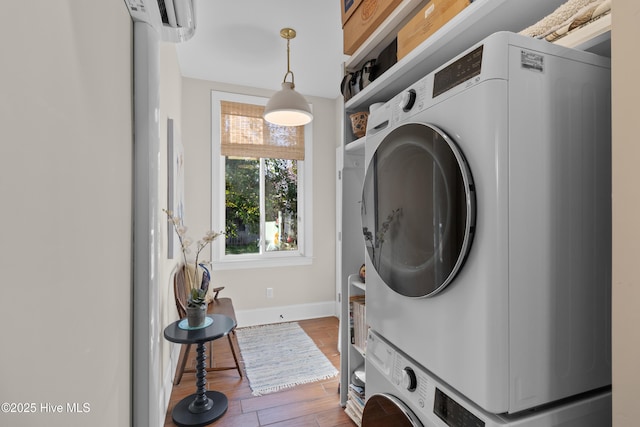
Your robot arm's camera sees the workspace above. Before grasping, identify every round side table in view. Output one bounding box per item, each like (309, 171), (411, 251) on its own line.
(164, 314), (236, 427)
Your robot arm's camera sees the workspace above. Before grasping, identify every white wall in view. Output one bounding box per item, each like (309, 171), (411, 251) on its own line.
(181, 78), (337, 325)
(612, 1), (640, 424)
(158, 42), (184, 417)
(0, 2), (132, 427)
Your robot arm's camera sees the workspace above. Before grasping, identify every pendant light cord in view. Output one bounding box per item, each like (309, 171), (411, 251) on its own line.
(283, 33), (295, 88)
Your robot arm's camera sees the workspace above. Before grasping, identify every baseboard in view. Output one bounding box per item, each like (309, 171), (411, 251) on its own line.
(236, 301), (337, 328)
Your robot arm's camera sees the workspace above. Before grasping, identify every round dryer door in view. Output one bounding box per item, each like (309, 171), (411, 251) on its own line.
(362, 123), (475, 298)
(362, 393), (423, 427)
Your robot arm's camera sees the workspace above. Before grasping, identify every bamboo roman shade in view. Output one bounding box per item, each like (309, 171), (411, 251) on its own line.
(220, 100), (305, 160)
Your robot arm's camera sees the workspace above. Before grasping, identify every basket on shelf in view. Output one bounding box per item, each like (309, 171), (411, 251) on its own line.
(349, 112), (369, 138)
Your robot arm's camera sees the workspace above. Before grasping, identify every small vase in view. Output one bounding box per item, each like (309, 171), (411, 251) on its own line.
(186, 304), (206, 327)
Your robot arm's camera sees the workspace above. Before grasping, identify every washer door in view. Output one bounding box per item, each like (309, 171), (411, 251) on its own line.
(362, 123), (475, 298)
(362, 393), (423, 427)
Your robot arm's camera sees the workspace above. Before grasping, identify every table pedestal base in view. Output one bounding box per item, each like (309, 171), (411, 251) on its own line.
(171, 391), (228, 427)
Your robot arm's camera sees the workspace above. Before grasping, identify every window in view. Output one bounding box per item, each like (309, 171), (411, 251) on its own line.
(211, 91), (313, 268)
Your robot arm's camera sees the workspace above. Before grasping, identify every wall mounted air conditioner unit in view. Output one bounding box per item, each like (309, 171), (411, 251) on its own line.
(125, 0), (196, 43)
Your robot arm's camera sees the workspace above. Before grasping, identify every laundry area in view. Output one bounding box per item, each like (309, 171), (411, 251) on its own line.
(4, 0), (634, 426)
(337, 0), (613, 426)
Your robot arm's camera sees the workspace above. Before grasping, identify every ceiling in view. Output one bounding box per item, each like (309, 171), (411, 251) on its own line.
(175, 0), (347, 99)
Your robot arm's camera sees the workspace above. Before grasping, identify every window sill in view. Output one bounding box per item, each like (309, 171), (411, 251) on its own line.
(212, 255), (313, 271)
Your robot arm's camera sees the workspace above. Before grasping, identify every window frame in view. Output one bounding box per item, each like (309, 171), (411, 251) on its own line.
(210, 90), (313, 270)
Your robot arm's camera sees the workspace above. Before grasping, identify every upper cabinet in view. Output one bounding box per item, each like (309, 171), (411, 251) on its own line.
(342, 0), (611, 115)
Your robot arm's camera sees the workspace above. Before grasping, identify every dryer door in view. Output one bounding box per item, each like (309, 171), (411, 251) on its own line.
(362, 393), (423, 427)
(362, 123), (475, 297)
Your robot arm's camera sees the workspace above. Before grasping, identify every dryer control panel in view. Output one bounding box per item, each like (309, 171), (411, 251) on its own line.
(383, 43), (486, 129)
(433, 45), (484, 98)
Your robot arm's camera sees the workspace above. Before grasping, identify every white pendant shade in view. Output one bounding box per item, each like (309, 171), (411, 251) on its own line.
(264, 82), (313, 126)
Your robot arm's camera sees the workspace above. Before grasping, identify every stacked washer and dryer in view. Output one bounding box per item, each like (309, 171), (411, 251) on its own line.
(360, 32), (612, 426)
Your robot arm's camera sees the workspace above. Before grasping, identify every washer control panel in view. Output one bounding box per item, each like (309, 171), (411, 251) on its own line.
(367, 330), (612, 426)
(433, 387), (485, 426)
(400, 89), (417, 112)
(402, 367), (418, 392)
(390, 342), (434, 415)
(368, 330), (486, 426)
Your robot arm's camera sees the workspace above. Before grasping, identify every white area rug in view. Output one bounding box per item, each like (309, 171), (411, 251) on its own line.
(235, 322), (339, 396)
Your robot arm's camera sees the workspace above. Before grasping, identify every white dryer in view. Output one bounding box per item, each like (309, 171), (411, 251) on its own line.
(362, 32), (611, 415)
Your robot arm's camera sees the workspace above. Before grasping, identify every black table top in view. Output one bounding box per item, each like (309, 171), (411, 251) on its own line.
(164, 314), (236, 345)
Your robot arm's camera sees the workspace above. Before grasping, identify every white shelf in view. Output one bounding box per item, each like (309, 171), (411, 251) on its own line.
(345, 136), (366, 153)
(352, 344), (366, 357)
(349, 274), (366, 291)
(344, 0), (570, 112)
(552, 12), (611, 55)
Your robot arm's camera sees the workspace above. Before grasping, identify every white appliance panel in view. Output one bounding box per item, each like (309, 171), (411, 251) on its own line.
(363, 32), (611, 414)
(365, 331), (612, 427)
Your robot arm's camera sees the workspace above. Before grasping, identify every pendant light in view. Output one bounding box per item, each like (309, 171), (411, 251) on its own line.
(263, 28), (313, 127)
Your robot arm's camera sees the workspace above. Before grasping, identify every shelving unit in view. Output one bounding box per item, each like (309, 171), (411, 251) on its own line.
(337, 139), (365, 408)
(343, 274), (366, 426)
(343, 0), (587, 115)
(345, 0), (428, 71)
(336, 0), (611, 415)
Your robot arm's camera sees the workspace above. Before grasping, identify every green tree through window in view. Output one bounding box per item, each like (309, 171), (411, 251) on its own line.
(225, 158), (259, 254)
(224, 157), (298, 254)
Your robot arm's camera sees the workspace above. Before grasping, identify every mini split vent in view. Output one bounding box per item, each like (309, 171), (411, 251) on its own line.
(157, 0), (170, 23)
(124, 0), (196, 43)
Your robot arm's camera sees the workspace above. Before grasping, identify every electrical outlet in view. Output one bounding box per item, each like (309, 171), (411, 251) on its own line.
(266, 287), (274, 298)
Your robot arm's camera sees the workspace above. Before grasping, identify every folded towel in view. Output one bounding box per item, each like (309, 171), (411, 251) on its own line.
(519, 0), (601, 38)
(544, 0), (611, 42)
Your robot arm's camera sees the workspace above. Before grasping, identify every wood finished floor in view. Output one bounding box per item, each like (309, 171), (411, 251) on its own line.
(163, 316), (356, 427)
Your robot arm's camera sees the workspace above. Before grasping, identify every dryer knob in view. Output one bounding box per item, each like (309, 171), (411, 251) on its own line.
(402, 367), (417, 392)
(400, 89), (417, 112)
